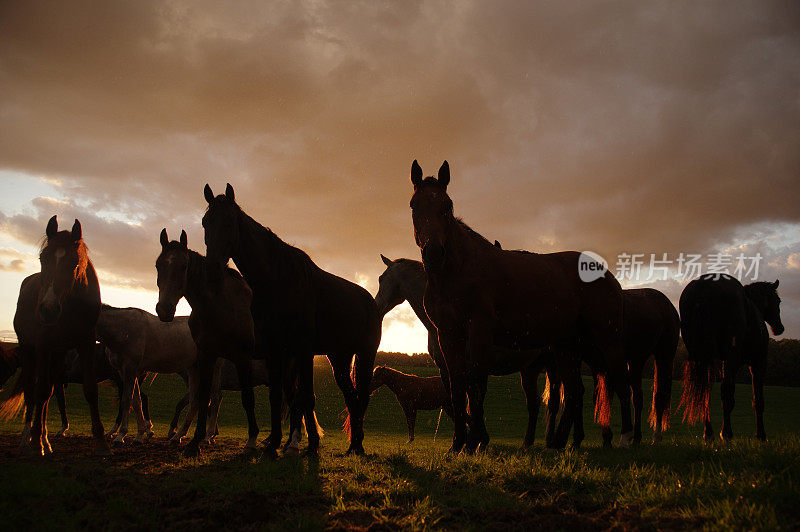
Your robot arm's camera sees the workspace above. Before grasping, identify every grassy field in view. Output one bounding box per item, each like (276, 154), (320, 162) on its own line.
(1, 361), (799, 530)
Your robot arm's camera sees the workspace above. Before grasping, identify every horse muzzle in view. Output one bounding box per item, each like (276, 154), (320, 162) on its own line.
(771, 322), (785, 336)
(155, 302), (175, 323)
(422, 242), (446, 272)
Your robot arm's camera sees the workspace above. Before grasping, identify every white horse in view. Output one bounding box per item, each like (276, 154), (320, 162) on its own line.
(97, 304), (223, 445)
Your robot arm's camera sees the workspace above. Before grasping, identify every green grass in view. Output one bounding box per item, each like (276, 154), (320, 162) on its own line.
(1, 363), (799, 530)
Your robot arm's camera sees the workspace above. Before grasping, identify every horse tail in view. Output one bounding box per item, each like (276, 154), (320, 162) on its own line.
(0, 371), (26, 421)
(649, 310), (679, 430)
(541, 373), (550, 405)
(594, 373), (612, 427)
(679, 299), (714, 425)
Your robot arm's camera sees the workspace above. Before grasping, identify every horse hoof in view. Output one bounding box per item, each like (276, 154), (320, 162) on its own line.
(168, 437), (182, 447)
(651, 433), (663, 445)
(112, 437), (126, 447)
(617, 432), (634, 449)
(183, 445), (200, 458)
(542, 446), (560, 454)
(56, 428), (69, 437)
(345, 445), (365, 456)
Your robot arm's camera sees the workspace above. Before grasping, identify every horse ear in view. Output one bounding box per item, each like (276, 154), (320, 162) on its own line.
(381, 254), (392, 266)
(411, 160), (423, 188)
(71, 219), (82, 242)
(225, 183), (235, 202)
(160, 228), (169, 248)
(204, 184), (214, 204)
(494, 240), (501, 249)
(45, 215), (58, 239)
(438, 160), (450, 189)
(773, 279), (780, 289)
(180, 230), (188, 248)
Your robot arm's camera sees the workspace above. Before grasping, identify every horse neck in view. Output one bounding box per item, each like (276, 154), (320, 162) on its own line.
(183, 250), (209, 308)
(429, 219), (484, 285)
(232, 210), (293, 283)
(378, 368), (409, 394)
(400, 265), (433, 331)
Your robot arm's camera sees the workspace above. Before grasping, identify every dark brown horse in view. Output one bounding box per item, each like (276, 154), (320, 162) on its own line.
(545, 288), (680, 446)
(0, 216), (110, 455)
(202, 184), (381, 455)
(409, 160), (631, 453)
(370, 365), (451, 442)
(375, 255), (579, 449)
(155, 229), (260, 457)
(679, 274), (783, 441)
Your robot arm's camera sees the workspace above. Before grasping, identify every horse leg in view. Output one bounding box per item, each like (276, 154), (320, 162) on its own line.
(18, 348), (35, 453)
(24, 342), (52, 456)
(329, 353), (362, 455)
(439, 333), (468, 454)
(168, 393), (190, 440)
(112, 366), (137, 446)
(234, 358), (259, 452)
(630, 361), (645, 445)
(264, 356), (284, 455)
(132, 379), (153, 443)
(139, 374), (152, 427)
(184, 351), (215, 458)
(718, 360), (736, 441)
(172, 366), (200, 445)
(77, 341), (110, 456)
(520, 365), (540, 449)
(204, 360), (223, 445)
(54, 384), (69, 436)
(572, 374), (586, 449)
(402, 404), (417, 443)
(751, 360), (767, 441)
(552, 357), (580, 449)
(299, 355), (320, 455)
(544, 366), (561, 449)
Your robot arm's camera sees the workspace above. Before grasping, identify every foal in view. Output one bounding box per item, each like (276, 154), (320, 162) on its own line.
(155, 229), (259, 457)
(370, 365), (451, 442)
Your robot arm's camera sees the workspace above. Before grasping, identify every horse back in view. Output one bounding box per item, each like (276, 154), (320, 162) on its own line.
(623, 288), (680, 359)
(680, 276), (749, 363)
(310, 269), (381, 353)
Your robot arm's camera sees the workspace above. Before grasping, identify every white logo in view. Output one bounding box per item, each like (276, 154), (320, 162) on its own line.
(579, 251), (608, 283)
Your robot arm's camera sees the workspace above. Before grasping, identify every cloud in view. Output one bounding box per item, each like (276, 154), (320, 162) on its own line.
(0, 1), (799, 342)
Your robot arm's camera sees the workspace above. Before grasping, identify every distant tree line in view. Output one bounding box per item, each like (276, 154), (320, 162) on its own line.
(376, 338), (800, 388)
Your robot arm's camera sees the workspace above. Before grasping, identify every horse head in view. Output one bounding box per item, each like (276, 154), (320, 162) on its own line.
(202, 183), (240, 267)
(374, 255), (410, 317)
(155, 228), (189, 322)
(37, 215), (88, 325)
(409, 160), (453, 274)
(746, 279), (784, 336)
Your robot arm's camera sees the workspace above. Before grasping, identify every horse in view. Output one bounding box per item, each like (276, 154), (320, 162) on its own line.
(408, 160), (631, 454)
(155, 229), (261, 457)
(0, 216), (110, 455)
(544, 287), (680, 446)
(375, 254), (580, 449)
(202, 184), (381, 455)
(97, 304), (196, 445)
(679, 274), (783, 441)
(167, 358), (270, 443)
(370, 365), (452, 442)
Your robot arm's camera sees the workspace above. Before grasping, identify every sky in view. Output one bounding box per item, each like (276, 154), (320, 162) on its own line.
(1, 1), (799, 353)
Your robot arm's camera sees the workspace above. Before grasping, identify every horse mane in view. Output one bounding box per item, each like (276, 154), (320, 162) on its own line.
(453, 217), (494, 249)
(236, 207), (318, 279)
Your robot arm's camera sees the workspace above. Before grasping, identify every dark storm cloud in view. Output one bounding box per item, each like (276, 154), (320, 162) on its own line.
(1, 0), (799, 332)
